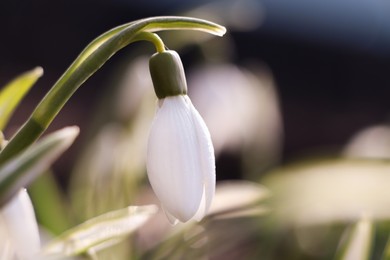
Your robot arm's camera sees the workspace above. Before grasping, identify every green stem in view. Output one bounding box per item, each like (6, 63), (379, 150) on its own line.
(135, 32), (165, 53)
(0, 16), (225, 166)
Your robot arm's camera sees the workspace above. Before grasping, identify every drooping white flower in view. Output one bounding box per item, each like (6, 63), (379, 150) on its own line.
(147, 50), (216, 224)
(0, 189), (40, 259)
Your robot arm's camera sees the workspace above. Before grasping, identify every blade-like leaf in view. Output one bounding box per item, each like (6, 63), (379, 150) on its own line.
(382, 235), (390, 260)
(335, 217), (373, 260)
(0, 67), (43, 130)
(28, 172), (72, 235)
(0, 16), (226, 167)
(207, 180), (271, 219)
(263, 159), (390, 226)
(32, 16), (226, 127)
(0, 126), (79, 206)
(42, 205), (158, 257)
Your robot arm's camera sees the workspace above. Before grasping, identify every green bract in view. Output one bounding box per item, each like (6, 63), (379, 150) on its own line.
(149, 50), (187, 99)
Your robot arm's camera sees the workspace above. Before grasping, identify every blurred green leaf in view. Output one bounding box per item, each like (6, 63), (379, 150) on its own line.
(262, 159), (390, 226)
(0, 126), (79, 206)
(207, 180), (271, 219)
(29, 172), (73, 235)
(0, 67), (43, 131)
(42, 205), (158, 257)
(335, 218), (373, 260)
(382, 233), (390, 260)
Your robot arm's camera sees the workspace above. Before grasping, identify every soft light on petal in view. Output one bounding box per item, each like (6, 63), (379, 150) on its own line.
(1, 189), (40, 259)
(147, 95), (216, 223)
(344, 125), (390, 159)
(147, 96), (203, 222)
(187, 96), (215, 220)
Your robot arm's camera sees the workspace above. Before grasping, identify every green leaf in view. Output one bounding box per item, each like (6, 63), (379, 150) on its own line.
(335, 218), (373, 260)
(383, 235), (390, 260)
(262, 159), (390, 226)
(32, 16), (226, 127)
(29, 172), (73, 235)
(0, 16), (226, 167)
(0, 126), (79, 206)
(42, 205), (158, 257)
(206, 180), (271, 219)
(0, 67), (43, 131)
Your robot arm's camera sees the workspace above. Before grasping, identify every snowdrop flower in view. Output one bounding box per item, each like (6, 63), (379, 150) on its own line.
(147, 50), (215, 224)
(0, 189), (40, 259)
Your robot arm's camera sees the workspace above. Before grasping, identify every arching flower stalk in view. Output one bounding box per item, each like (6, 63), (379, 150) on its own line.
(147, 50), (216, 224)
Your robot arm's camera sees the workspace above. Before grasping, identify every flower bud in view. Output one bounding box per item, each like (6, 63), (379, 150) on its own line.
(147, 50), (215, 224)
(149, 50), (187, 99)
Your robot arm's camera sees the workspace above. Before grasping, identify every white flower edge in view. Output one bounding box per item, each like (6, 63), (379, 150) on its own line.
(1, 189), (40, 259)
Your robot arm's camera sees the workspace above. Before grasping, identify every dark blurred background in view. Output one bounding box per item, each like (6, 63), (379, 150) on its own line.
(1, 0), (390, 182)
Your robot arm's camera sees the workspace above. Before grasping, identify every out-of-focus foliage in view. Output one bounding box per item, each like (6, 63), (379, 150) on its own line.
(0, 70), (80, 259)
(189, 63), (282, 176)
(29, 172), (73, 235)
(263, 159), (390, 226)
(69, 56), (155, 223)
(3, 9), (390, 260)
(335, 218), (373, 260)
(43, 205), (157, 258)
(0, 126), (79, 206)
(0, 67), (43, 131)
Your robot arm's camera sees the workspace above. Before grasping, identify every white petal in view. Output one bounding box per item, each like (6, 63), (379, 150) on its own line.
(186, 96), (216, 220)
(193, 186), (207, 221)
(147, 96), (203, 222)
(0, 217), (14, 259)
(161, 204), (179, 225)
(1, 189), (40, 259)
